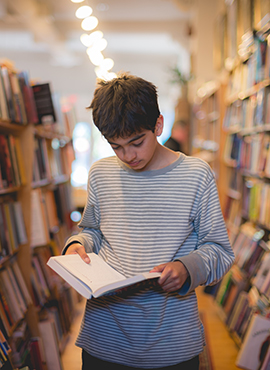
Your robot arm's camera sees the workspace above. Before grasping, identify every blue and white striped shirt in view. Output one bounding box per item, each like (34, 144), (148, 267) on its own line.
(65, 153), (234, 368)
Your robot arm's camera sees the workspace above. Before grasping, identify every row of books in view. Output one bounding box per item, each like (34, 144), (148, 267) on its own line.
(0, 328), (13, 369)
(30, 246), (79, 347)
(215, 222), (270, 370)
(0, 257), (32, 338)
(226, 32), (270, 99)
(32, 135), (74, 186)
(0, 244), (78, 369)
(242, 178), (270, 229)
(0, 133), (26, 190)
(30, 184), (74, 249)
(0, 200), (27, 260)
(0, 63), (38, 125)
(223, 86), (270, 131)
(0, 62), (77, 142)
(224, 132), (270, 178)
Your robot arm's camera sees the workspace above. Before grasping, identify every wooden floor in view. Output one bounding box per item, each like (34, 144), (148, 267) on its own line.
(196, 286), (239, 370)
(61, 287), (240, 370)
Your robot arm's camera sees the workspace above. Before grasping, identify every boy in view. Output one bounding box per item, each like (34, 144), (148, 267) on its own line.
(64, 73), (234, 369)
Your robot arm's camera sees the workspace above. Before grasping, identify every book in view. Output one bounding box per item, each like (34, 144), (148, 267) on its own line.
(236, 314), (270, 370)
(30, 188), (50, 248)
(38, 319), (63, 370)
(32, 83), (57, 125)
(47, 253), (161, 299)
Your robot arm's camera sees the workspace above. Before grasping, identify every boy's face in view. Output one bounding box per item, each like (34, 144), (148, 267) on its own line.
(107, 115), (163, 172)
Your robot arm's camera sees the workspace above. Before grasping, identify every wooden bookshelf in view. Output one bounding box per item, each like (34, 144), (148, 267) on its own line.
(0, 60), (78, 369)
(208, 3), (270, 368)
(191, 80), (228, 207)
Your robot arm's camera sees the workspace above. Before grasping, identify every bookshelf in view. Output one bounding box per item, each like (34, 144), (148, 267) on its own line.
(191, 80), (228, 206)
(0, 60), (78, 370)
(211, 3), (270, 368)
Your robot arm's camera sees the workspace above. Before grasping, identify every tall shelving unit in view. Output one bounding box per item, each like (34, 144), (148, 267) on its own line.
(0, 61), (78, 370)
(191, 80), (228, 206)
(199, 1), (270, 368)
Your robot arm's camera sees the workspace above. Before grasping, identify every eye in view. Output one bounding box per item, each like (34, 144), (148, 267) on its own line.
(133, 140), (143, 147)
(111, 145), (120, 150)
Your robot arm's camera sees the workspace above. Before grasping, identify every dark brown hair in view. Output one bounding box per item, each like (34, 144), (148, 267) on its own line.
(88, 72), (160, 139)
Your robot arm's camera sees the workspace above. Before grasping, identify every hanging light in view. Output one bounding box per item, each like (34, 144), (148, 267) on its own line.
(93, 38), (107, 51)
(81, 16), (98, 31)
(99, 58), (114, 71)
(71, 0), (84, 3)
(75, 5), (93, 19)
(80, 33), (92, 47)
(88, 30), (103, 43)
(95, 67), (117, 81)
(88, 50), (104, 66)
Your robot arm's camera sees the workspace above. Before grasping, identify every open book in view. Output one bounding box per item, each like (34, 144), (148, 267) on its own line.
(47, 253), (161, 299)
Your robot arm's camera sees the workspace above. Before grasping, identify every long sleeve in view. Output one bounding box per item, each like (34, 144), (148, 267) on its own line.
(63, 170), (103, 254)
(178, 176), (235, 294)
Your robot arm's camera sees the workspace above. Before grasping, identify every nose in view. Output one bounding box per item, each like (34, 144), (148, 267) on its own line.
(123, 147), (136, 163)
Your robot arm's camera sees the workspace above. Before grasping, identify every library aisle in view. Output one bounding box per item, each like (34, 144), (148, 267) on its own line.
(61, 287), (240, 370)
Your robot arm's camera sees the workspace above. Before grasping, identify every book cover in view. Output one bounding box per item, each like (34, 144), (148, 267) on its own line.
(32, 83), (56, 125)
(236, 314), (270, 370)
(47, 253), (161, 299)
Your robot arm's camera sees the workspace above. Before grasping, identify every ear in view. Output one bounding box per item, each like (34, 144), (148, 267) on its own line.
(155, 115), (164, 137)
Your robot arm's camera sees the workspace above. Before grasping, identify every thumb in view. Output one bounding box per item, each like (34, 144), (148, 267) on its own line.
(76, 245), (91, 264)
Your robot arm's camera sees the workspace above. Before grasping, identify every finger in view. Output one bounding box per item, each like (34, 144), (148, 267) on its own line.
(69, 244), (91, 264)
(158, 268), (172, 285)
(150, 263), (167, 273)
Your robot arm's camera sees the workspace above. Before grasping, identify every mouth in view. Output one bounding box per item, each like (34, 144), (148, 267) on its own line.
(127, 160), (141, 167)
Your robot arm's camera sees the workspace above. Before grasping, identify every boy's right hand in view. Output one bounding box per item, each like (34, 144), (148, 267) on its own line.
(65, 243), (91, 264)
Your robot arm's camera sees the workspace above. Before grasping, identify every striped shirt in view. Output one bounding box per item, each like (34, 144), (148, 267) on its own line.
(64, 153), (234, 368)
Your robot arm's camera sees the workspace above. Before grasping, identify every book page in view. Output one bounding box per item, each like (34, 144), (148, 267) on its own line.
(56, 253), (125, 293)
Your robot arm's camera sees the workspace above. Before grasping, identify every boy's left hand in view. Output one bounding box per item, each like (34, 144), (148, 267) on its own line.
(150, 261), (189, 293)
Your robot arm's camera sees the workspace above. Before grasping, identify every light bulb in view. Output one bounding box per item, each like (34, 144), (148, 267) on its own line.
(81, 16), (98, 31)
(71, 0), (84, 3)
(88, 30), (103, 43)
(100, 58), (114, 71)
(88, 50), (104, 66)
(106, 72), (117, 80)
(75, 5), (92, 19)
(80, 34), (92, 47)
(93, 38), (107, 51)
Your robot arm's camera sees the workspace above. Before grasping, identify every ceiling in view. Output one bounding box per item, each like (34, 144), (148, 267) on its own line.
(0, 0), (195, 125)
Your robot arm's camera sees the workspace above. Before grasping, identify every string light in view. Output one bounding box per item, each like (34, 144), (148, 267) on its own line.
(75, 6), (93, 19)
(100, 58), (114, 71)
(81, 16), (98, 31)
(70, 0), (116, 80)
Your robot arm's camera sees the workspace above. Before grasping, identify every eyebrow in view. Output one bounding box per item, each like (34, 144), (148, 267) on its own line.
(108, 133), (146, 146)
